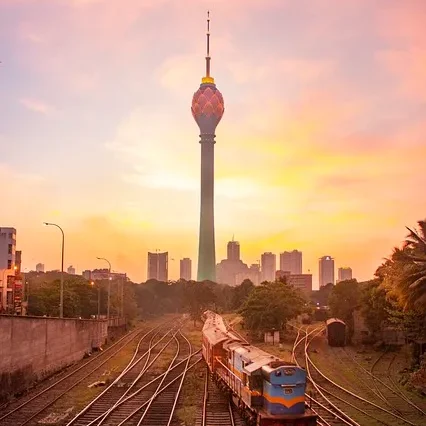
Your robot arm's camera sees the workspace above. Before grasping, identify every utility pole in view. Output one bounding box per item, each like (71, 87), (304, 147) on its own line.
(96, 257), (112, 319)
(44, 222), (65, 318)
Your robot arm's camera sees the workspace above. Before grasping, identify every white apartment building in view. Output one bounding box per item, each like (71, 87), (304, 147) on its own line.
(0, 227), (17, 311)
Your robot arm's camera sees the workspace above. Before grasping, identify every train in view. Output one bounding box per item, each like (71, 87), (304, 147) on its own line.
(326, 318), (346, 347)
(202, 311), (317, 426)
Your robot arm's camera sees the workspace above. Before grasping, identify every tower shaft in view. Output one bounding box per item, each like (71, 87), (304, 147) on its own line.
(197, 135), (216, 281)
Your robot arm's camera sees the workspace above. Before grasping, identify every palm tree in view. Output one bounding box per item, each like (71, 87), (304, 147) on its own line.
(398, 220), (426, 310)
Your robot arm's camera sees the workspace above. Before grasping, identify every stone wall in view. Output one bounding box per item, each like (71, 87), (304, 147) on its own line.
(0, 315), (108, 401)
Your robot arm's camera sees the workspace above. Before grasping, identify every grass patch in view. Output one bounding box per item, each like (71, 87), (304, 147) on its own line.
(181, 321), (203, 350)
(176, 363), (205, 426)
(150, 341), (179, 375)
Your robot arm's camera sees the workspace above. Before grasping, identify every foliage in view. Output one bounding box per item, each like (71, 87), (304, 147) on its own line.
(378, 220), (426, 312)
(311, 283), (334, 306)
(27, 276), (102, 318)
(239, 279), (305, 332)
(360, 279), (392, 336)
(328, 279), (360, 341)
(182, 281), (216, 325)
(231, 279), (255, 310)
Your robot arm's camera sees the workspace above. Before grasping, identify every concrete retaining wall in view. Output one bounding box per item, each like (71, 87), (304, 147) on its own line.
(0, 315), (108, 401)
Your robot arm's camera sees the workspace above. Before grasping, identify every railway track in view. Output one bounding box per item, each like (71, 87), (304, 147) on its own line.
(197, 369), (243, 426)
(303, 329), (423, 425)
(66, 323), (185, 426)
(370, 350), (426, 423)
(291, 326), (357, 426)
(0, 324), (158, 426)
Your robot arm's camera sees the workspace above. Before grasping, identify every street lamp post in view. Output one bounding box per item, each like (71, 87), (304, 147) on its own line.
(96, 257), (111, 319)
(44, 222), (65, 318)
(91, 281), (100, 318)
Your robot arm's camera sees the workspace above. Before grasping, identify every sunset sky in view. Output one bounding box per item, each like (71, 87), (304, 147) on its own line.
(1, 0), (425, 287)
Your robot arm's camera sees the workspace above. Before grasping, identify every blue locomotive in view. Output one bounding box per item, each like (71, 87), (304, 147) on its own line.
(202, 311), (317, 426)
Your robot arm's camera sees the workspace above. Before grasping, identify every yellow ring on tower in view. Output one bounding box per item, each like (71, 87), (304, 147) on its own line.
(202, 76), (215, 84)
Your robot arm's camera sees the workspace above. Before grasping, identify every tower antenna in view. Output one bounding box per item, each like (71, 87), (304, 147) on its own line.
(206, 10), (211, 77)
(202, 11), (214, 84)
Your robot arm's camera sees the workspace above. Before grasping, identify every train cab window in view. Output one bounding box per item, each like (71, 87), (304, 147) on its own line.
(274, 370), (282, 377)
(249, 375), (263, 391)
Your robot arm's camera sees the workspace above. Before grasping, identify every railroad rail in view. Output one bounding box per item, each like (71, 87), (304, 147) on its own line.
(303, 328), (423, 426)
(198, 369), (240, 426)
(0, 324), (158, 426)
(66, 322), (185, 426)
(291, 325), (357, 426)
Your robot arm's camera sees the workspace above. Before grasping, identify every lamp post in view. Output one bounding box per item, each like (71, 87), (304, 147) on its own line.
(91, 281), (100, 318)
(44, 222), (65, 318)
(96, 257), (111, 319)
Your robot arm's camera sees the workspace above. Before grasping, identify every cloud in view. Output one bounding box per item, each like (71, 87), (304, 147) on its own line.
(377, 49), (426, 100)
(19, 98), (53, 115)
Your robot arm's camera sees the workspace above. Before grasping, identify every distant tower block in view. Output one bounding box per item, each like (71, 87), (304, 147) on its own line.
(192, 11), (224, 282)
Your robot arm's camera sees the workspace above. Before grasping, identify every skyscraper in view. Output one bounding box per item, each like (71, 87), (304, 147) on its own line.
(180, 258), (192, 281)
(319, 256), (335, 287)
(261, 252), (276, 282)
(216, 240), (248, 286)
(280, 250), (302, 274)
(227, 239), (240, 261)
(147, 252), (168, 282)
(36, 263), (45, 273)
(67, 265), (76, 275)
(337, 267), (353, 283)
(192, 12), (224, 282)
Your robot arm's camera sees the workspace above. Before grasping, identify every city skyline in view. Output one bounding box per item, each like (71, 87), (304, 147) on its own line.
(1, 1), (425, 287)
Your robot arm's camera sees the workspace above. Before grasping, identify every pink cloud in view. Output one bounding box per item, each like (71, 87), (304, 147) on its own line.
(378, 49), (426, 100)
(19, 98), (53, 115)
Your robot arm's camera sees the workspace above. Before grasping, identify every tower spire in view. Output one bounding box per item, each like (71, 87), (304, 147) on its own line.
(202, 11), (215, 84)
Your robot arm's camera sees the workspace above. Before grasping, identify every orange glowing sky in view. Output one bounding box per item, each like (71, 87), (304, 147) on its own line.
(1, 0), (425, 287)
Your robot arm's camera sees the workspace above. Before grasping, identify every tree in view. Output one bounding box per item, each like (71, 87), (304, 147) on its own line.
(311, 282), (334, 306)
(360, 279), (392, 336)
(231, 279), (255, 309)
(328, 279), (360, 341)
(239, 280), (304, 333)
(182, 281), (216, 326)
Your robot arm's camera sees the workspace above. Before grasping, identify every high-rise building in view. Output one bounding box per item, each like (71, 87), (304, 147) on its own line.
(147, 252), (168, 282)
(280, 250), (302, 274)
(0, 227), (17, 311)
(261, 252), (276, 282)
(180, 258), (192, 281)
(319, 256), (335, 287)
(227, 240), (240, 261)
(36, 263), (45, 273)
(67, 265), (76, 275)
(337, 267), (353, 283)
(236, 263), (261, 286)
(216, 240), (248, 286)
(0, 227), (16, 271)
(192, 13), (224, 282)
